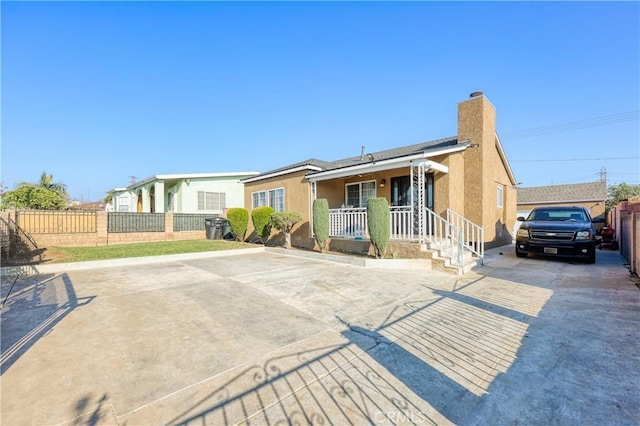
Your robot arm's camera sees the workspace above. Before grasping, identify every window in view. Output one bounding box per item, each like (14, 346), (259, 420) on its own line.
(268, 188), (285, 212)
(167, 192), (174, 212)
(252, 188), (285, 212)
(117, 196), (129, 212)
(497, 186), (503, 208)
(345, 181), (376, 208)
(252, 191), (267, 209)
(198, 191), (226, 211)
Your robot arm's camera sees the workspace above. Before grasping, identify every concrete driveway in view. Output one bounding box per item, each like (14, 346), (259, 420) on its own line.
(1, 247), (638, 425)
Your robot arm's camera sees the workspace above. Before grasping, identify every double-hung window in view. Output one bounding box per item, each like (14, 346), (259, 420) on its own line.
(252, 191), (267, 209)
(497, 186), (504, 208)
(252, 188), (285, 212)
(345, 181), (376, 208)
(268, 188), (285, 212)
(198, 191), (226, 211)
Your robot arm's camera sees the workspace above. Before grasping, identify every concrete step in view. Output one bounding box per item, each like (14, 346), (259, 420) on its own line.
(421, 245), (483, 275)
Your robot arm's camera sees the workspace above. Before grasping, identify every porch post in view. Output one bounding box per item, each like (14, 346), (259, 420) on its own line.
(410, 162), (414, 239)
(309, 180), (317, 237)
(417, 162), (426, 244)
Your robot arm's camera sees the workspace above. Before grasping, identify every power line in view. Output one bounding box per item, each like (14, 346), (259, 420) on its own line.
(511, 156), (639, 163)
(501, 111), (639, 140)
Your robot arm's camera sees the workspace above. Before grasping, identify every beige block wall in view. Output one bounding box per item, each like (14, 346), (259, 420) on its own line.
(3, 211), (208, 248)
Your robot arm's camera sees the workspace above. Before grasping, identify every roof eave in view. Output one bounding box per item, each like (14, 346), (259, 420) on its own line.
(307, 144), (467, 181)
(495, 133), (517, 186)
(241, 165), (323, 183)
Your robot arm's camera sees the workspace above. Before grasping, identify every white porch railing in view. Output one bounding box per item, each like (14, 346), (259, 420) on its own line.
(390, 206), (413, 240)
(329, 206), (415, 240)
(446, 209), (485, 259)
(328, 206), (484, 266)
(329, 208), (368, 239)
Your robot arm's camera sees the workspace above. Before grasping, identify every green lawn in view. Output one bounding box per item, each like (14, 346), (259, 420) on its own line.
(45, 240), (255, 263)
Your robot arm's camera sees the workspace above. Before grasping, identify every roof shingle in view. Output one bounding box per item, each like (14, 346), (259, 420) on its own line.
(245, 136), (459, 181)
(517, 181), (607, 204)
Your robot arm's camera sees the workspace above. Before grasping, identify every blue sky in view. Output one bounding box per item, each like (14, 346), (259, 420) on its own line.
(2, 1), (638, 202)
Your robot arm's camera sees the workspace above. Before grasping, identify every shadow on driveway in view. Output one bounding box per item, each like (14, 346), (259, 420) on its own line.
(157, 274), (552, 425)
(1, 272), (95, 374)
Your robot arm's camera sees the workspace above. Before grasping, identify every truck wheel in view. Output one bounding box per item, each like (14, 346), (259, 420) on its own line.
(515, 247), (527, 258)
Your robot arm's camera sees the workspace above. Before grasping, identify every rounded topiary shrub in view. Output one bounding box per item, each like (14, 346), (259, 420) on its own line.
(226, 207), (249, 242)
(313, 199), (330, 252)
(270, 211), (302, 249)
(252, 206), (274, 244)
(367, 197), (390, 258)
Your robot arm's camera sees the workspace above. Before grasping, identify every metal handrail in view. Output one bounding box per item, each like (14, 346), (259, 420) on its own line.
(446, 208), (485, 259)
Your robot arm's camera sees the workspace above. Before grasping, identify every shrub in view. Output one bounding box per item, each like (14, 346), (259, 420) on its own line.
(313, 199), (330, 252)
(270, 212), (303, 249)
(367, 197), (390, 258)
(226, 208), (249, 242)
(251, 206), (274, 244)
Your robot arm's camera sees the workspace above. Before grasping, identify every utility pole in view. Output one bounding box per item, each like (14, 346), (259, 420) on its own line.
(600, 167), (607, 184)
(129, 176), (137, 185)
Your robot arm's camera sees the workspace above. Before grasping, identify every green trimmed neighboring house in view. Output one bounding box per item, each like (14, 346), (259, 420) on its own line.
(109, 172), (258, 214)
(242, 92), (518, 270)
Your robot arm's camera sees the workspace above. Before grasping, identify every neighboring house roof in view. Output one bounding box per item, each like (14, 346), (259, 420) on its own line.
(241, 159), (333, 183)
(112, 172), (259, 192)
(242, 136), (464, 183)
(517, 181), (607, 205)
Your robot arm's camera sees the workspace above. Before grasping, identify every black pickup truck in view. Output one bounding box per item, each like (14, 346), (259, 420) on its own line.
(515, 206), (602, 264)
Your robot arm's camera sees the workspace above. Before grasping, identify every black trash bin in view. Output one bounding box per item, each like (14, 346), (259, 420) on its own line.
(204, 218), (218, 240)
(213, 217), (227, 239)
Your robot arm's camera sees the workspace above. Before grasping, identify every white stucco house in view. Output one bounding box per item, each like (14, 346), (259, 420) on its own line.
(109, 172), (259, 214)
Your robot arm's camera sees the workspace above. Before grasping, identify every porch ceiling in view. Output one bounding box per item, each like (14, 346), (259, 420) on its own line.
(306, 156), (449, 182)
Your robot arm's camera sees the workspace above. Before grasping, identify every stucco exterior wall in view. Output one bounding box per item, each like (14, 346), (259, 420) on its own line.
(243, 170), (313, 247)
(458, 95), (515, 248)
(432, 153), (465, 216)
(317, 168), (411, 209)
(177, 177), (246, 214)
(112, 177), (247, 214)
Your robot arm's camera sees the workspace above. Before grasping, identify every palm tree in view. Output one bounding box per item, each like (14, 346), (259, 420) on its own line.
(38, 172), (68, 197)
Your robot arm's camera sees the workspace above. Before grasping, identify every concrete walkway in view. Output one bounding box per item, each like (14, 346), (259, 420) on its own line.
(1, 246), (638, 425)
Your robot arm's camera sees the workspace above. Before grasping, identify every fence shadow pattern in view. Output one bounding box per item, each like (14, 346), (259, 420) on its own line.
(1, 273), (94, 374)
(155, 277), (552, 425)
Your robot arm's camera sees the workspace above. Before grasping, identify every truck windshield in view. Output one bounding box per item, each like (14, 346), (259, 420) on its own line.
(529, 209), (587, 221)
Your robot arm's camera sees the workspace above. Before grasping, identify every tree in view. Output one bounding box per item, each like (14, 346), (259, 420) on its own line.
(606, 183), (640, 212)
(270, 212), (302, 249)
(312, 199), (330, 252)
(38, 172), (68, 198)
(1, 185), (67, 210)
(1, 172), (68, 210)
(226, 208), (249, 242)
(251, 206), (274, 244)
(367, 197), (390, 258)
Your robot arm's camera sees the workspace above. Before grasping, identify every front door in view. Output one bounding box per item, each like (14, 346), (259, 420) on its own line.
(391, 176), (411, 206)
(392, 174), (434, 237)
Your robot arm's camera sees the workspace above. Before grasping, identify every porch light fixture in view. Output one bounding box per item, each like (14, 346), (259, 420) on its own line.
(379, 179), (386, 188)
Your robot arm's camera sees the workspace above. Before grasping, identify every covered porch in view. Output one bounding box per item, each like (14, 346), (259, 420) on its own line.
(308, 156), (484, 263)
